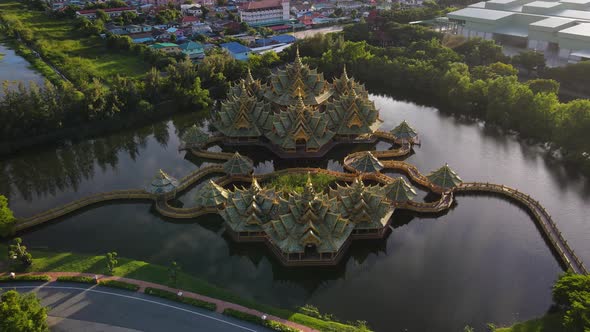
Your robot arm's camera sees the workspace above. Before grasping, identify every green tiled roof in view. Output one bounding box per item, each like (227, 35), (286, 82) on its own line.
(262, 175), (354, 254)
(427, 164), (463, 190)
(329, 178), (394, 230)
(349, 152), (384, 173)
(326, 89), (382, 136)
(146, 169), (179, 195)
(213, 82), (273, 138)
(391, 121), (418, 140)
(181, 125), (209, 148)
(265, 95), (335, 151)
(332, 66), (369, 98)
(220, 178), (278, 233)
(264, 49), (333, 106)
(150, 42), (179, 49)
(382, 177), (417, 202)
(223, 152), (254, 176)
(195, 180), (229, 208)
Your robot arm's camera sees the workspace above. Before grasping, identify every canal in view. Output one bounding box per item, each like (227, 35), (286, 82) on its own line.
(1, 94), (589, 331)
(0, 43), (44, 96)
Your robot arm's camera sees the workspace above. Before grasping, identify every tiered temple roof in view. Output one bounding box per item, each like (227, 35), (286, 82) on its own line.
(391, 121), (418, 141)
(264, 49), (333, 106)
(146, 169), (179, 196)
(349, 151), (384, 173)
(214, 83), (273, 138)
(210, 51), (383, 154)
(181, 125), (209, 149)
(326, 89), (382, 136)
(329, 178), (394, 230)
(381, 178), (417, 202)
(195, 180), (229, 208)
(223, 152), (254, 176)
(331, 66), (369, 98)
(427, 164), (463, 190)
(220, 178), (278, 233)
(262, 174), (354, 254)
(265, 95), (335, 151)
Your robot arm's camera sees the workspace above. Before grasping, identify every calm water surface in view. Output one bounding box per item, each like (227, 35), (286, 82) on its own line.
(1, 95), (589, 331)
(0, 43), (44, 95)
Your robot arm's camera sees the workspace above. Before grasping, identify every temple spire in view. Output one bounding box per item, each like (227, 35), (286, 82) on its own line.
(294, 46), (303, 68)
(246, 67), (254, 83)
(342, 64), (349, 81)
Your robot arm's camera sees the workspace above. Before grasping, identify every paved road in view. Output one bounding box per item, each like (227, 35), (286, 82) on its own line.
(1, 283), (271, 332)
(293, 26), (343, 39)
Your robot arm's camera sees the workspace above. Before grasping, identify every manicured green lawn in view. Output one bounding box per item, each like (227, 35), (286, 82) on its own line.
(0, 0), (150, 83)
(0, 244), (369, 331)
(496, 313), (565, 332)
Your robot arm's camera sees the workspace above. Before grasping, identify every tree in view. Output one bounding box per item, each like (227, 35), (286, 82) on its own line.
(168, 261), (180, 287)
(106, 252), (118, 274)
(0, 291), (48, 332)
(8, 238), (33, 268)
(96, 9), (109, 22)
(512, 50), (546, 75)
(552, 273), (590, 331)
(0, 195), (16, 237)
(201, 6), (209, 19)
(527, 79), (560, 95)
(334, 8), (343, 17)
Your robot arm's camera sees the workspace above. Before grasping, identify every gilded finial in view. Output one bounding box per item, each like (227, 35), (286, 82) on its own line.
(246, 67), (254, 82)
(342, 64), (349, 80)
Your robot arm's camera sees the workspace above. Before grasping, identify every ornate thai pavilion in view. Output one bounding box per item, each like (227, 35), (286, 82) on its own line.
(211, 51), (383, 156)
(208, 173), (414, 265)
(427, 164), (463, 191)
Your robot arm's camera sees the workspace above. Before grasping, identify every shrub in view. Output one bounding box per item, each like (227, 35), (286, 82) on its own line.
(223, 308), (300, 332)
(0, 275), (51, 282)
(144, 287), (216, 311)
(98, 280), (139, 291)
(55, 276), (97, 284)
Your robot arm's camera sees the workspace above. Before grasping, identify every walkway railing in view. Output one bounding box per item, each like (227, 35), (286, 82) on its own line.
(16, 190), (153, 231)
(13, 141), (588, 273)
(455, 182), (587, 274)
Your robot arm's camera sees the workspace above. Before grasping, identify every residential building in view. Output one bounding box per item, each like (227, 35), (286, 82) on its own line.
(179, 41), (205, 58)
(238, 0), (290, 26)
(181, 4), (203, 15)
(191, 22), (213, 34)
(180, 15), (200, 27)
(149, 42), (182, 53)
(220, 41), (252, 60)
(447, 0), (590, 64)
(76, 7), (137, 19)
(131, 32), (155, 43)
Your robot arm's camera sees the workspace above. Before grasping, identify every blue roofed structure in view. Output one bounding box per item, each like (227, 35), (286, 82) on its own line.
(220, 42), (251, 61)
(271, 34), (296, 43)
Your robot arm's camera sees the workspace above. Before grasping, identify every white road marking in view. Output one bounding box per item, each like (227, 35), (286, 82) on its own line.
(6, 285), (260, 332)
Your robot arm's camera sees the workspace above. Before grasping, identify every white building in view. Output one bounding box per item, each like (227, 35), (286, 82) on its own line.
(239, 0), (290, 25)
(447, 0), (590, 64)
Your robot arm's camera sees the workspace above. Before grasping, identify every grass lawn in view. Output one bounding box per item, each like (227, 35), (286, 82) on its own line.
(0, 244), (369, 332)
(0, 0), (150, 83)
(496, 313), (565, 332)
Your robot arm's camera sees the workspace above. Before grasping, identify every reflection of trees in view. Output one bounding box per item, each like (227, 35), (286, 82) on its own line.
(0, 120), (171, 201)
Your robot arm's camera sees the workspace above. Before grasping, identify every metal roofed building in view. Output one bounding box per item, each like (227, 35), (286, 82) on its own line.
(447, 0), (590, 64)
(220, 42), (252, 61)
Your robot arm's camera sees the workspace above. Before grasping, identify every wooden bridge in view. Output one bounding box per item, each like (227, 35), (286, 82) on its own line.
(12, 139), (588, 274)
(15, 189), (153, 231)
(454, 182), (588, 274)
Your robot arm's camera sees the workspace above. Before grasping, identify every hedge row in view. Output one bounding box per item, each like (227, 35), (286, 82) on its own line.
(0, 275), (51, 282)
(223, 308), (300, 332)
(144, 287), (217, 311)
(56, 276), (96, 284)
(98, 280), (140, 292)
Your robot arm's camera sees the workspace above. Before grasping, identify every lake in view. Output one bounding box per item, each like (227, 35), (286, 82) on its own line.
(1, 95), (589, 331)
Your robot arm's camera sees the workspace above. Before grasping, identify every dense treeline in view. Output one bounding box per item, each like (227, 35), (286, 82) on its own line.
(551, 273), (590, 331)
(0, 59), (209, 142)
(286, 28), (590, 172)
